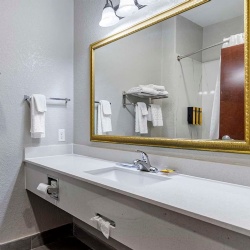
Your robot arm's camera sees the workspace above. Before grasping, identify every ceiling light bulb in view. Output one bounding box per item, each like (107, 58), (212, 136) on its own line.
(137, 0), (160, 5)
(99, 3), (119, 27)
(116, 0), (139, 17)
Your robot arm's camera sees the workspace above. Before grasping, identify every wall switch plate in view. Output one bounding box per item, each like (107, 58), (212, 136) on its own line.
(58, 129), (65, 142)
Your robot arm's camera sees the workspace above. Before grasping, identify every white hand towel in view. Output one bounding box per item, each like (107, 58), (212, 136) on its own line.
(97, 104), (103, 135)
(97, 101), (112, 134)
(147, 106), (152, 121)
(34, 94), (47, 112)
(30, 94), (47, 138)
(149, 104), (163, 127)
(135, 102), (148, 134)
(100, 100), (111, 115)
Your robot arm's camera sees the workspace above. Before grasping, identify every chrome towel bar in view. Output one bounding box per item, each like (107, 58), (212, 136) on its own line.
(24, 95), (70, 104)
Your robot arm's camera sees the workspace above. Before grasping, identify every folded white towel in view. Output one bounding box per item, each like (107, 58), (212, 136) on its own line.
(127, 86), (158, 96)
(100, 100), (111, 115)
(140, 84), (165, 91)
(148, 104), (163, 127)
(127, 86), (168, 97)
(135, 102), (148, 134)
(30, 94), (47, 138)
(97, 101), (112, 135)
(157, 90), (169, 96)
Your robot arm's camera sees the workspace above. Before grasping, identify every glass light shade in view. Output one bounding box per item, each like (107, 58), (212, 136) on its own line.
(99, 6), (120, 27)
(137, 0), (160, 5)
(116, 0), (139, 17)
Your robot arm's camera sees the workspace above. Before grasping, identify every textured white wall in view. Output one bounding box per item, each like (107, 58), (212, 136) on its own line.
(0, 0), (73, 243)
(74, 1), (250, 249)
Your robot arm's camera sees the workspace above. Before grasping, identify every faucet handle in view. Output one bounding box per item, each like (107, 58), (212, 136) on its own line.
(136, 150), (149, 163)
(149, 167), (159, 173)
(133, 159), (142, 170)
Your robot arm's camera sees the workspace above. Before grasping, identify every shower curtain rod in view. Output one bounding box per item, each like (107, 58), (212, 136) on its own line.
(177, 38), (230, 61)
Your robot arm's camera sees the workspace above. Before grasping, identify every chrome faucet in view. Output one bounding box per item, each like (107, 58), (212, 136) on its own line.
(134, 150), (158, 173)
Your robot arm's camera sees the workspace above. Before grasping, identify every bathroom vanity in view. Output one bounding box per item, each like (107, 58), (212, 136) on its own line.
(25, 151), (250, 250)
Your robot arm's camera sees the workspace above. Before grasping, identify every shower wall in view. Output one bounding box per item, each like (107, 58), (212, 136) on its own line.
(160, 15), (203, 139)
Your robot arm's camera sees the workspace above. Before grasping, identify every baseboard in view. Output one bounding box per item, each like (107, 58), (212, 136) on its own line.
(0, 223), (73, 250)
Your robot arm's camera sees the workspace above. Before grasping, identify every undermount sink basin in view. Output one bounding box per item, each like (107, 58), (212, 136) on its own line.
(86, 167), (167, 187)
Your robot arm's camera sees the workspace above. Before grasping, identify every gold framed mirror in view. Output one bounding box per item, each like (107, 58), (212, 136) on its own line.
(90, 0), (250, 153)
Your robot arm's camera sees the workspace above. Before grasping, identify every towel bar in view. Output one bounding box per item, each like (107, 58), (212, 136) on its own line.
(24, 95), (71, 104)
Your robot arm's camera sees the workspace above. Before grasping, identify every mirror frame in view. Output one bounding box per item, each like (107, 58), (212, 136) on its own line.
(90, 0), (250, 154)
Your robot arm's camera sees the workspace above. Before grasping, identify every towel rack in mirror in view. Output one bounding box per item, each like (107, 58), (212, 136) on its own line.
(122, 91), (168, 108)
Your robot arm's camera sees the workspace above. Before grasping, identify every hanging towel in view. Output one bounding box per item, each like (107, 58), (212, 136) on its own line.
(135, 102), (148, 134)
(97, 100), (112, 135)
(30, 94), (47, 138)
(148, 104), (163, 127)
(223, 33), (244, 48)
(97, 104), (103, 135)
(101, 100), (112, 115)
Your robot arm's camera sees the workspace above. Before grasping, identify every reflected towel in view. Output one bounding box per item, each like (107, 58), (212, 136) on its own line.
(223, 33), (244, 48)
(127, 86), (158, 95)
(127, 86), (168, 97)
(30, 94), (47, 138)
(100, 100), (112, 115)
(148, 104), (163, 127)
(135, 102), (148, 134)
(97, 100), (112, 135)
(140, 84), (165, 91)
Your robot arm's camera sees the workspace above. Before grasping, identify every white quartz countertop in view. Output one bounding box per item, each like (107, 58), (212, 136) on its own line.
(25, 154), (250, 237)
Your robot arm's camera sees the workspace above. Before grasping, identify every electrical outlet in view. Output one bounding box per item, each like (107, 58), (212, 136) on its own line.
(58, 129), (65, 142)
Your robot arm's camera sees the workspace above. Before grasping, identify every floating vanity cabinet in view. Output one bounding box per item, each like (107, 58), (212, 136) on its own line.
(25, 164), (184, 250)
(25, 152), (250, 250)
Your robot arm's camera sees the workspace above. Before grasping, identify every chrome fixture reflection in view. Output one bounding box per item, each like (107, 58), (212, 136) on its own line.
(99, 0), (147, 27)
(99, 0), (190, 28)
(99, 0), (120, 27)
(116, 0), (139, 17)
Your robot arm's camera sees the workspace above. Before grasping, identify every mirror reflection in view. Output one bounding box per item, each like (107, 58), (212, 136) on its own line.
(94, 0), (245, 140)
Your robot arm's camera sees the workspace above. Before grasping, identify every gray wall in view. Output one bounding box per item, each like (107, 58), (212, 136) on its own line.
(202, 15), (244, 62)
(95, 24), (162, 136)
(74, 1), (250, 249)
(0, 0), (73, 244)
(176, 15), (203, 62)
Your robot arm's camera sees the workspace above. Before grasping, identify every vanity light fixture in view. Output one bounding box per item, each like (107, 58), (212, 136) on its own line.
(99, 0), (179, 27)
(116, 0), (139, 17)
(99, 0), (120, 27)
